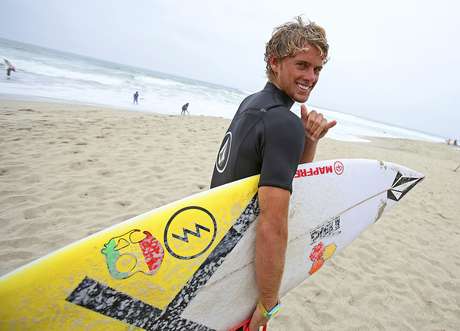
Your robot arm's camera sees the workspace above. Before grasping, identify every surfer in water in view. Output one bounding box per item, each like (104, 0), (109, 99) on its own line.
(4, 59), (16, 79)
(211, 16), (336, 330)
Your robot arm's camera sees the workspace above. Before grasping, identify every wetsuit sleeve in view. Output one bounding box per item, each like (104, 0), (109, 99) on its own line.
(259, 111), (305, 192)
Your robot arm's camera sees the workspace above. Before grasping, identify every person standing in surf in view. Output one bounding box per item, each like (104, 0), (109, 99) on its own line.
(181, 102), (190, 115)
(210, 16), (336, 330)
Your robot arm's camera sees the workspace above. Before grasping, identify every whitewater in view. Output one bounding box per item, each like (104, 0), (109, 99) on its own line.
(0, 38), (445, 143)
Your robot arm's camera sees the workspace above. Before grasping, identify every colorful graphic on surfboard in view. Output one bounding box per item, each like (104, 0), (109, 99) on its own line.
(101, 229), (164, 279)
(308, 241), (337, 275)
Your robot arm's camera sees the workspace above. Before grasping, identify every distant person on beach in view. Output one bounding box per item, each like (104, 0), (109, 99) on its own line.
(210, 16), (336, 331)
(181, 102), (189, 115)
(133, 91), (139, 104)
(4, 59), (15, 79)
(447, 138), (458, 146)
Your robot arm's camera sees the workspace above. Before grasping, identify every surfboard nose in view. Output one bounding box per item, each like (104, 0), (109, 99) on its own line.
(385, 162), (425, 202)
(385, 161), (424, 179)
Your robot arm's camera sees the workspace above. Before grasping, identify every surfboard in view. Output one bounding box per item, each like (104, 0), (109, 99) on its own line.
(0, 159), (424, 331)
(3, 58), (14, 70)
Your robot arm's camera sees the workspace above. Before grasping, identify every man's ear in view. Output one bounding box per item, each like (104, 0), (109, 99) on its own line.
(269, 56), (279, 75)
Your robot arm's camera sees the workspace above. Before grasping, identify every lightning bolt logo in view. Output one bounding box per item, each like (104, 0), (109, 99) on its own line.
(172, 223), (211, 243)
(164, 206), (217, 260)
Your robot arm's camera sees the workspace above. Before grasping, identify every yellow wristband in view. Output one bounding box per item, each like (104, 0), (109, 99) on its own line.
(258, 300), (281, 320)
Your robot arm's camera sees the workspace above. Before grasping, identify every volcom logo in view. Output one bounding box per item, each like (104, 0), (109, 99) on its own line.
(387, 171), (424, 201)
(216, 132), (232, 173)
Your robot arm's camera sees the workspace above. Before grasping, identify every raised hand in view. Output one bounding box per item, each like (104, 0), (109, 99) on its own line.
(300, 104), (337, 142)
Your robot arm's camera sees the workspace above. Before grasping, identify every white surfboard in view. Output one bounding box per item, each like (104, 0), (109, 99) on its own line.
(180, 159), (424, 330)
(0, 159), (423, 330)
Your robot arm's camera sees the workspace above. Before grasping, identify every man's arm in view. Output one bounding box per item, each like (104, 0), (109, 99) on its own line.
(249, 186), (290, 331)
(300, 139), (318, 164)
(299, 104), (337, 164)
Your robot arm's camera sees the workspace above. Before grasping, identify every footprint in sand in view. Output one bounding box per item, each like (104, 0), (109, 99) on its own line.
(70, 161), (85, 170)
(22, 174), (41, 184)
(116, 200), (132, 207)
(98, 169), (112, 177)
(23, 206), (47, 219)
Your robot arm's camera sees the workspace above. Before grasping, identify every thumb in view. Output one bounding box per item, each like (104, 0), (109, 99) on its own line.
(300, 104), (308, 120)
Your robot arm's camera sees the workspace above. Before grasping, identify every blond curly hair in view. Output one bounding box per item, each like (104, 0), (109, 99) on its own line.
(264, 16), (329, 81)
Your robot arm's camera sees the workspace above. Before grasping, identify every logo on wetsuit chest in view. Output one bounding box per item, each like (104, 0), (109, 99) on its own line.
(216, 131), (232, 173)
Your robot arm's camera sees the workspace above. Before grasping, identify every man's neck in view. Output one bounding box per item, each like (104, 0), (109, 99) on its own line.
(268, 80), (294, 103)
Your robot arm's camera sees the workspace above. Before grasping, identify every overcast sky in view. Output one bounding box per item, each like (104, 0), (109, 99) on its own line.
(1, 0), (459, 138)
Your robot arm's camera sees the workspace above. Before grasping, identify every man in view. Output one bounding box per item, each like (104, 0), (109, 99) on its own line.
(210, 17), (336, 330)
(181, 102), (190, 115)
(133, 91), (139, 104)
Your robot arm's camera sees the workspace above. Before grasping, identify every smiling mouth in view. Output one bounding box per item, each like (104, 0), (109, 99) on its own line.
(297, 82), (311, 93)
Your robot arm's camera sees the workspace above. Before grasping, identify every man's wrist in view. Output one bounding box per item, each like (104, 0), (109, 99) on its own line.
(305, 136), (319, 144)
(257, 300), (281, 320)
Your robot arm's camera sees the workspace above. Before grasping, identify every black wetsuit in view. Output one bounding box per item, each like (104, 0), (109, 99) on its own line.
(211, 82), (305, 192)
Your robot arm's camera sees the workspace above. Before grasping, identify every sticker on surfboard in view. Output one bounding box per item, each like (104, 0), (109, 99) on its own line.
(101, 229), (164, 279)
(308, 241), (337, 275)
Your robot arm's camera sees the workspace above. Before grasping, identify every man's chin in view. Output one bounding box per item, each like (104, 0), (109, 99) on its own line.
(294, 94), (309, 103)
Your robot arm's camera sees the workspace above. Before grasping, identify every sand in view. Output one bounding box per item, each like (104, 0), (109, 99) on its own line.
(1, 99), (459, 330)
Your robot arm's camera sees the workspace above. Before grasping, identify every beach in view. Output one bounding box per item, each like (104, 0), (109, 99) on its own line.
(1, 99), (459, 330)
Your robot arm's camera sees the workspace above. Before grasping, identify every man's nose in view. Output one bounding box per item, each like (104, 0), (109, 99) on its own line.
(303, 67), (317, 83)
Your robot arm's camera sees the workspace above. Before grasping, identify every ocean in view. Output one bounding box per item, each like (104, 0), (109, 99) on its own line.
(0, 37), (445, 143)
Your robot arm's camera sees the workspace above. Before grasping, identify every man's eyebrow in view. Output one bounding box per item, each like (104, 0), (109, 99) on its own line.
(295, 60), (323, 69)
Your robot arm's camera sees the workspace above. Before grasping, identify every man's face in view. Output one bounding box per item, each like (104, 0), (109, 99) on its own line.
(270, 43), (324, 103)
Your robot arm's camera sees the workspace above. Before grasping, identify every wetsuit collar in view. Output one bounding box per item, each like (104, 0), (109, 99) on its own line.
(264, 82), (295, 110)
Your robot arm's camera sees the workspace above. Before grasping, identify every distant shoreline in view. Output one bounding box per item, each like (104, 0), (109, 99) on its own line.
(0, 94), (444, 144)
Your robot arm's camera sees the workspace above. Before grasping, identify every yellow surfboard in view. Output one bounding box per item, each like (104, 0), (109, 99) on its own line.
(0, 175), (259, 330)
